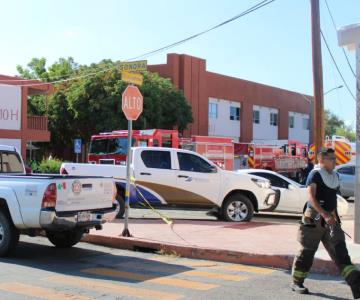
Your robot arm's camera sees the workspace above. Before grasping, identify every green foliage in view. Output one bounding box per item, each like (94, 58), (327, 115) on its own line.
(17, 58), (193, 158)
(37, 159), (63, 174)
(325, 109), (355, 142)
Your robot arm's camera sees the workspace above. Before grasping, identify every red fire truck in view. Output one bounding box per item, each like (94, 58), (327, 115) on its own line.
(88, 129), (234, 170)
(247, 140), (308, 179)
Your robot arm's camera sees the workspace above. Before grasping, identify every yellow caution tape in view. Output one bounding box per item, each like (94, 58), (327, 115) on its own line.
(130, 177), (173, 226)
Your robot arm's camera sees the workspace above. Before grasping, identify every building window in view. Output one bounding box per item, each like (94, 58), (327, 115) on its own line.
(230, 106), (240, 121)
(253, 110), (260, 124)
(302, 118), (310, 130)
(289, 116), (295, 128)
(270, 112), (278, 126)
(209, 103), (218, 119)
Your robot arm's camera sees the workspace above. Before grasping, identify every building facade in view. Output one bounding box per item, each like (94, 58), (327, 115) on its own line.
(149, 54), (312, 144)
(0, 75), (52, 159)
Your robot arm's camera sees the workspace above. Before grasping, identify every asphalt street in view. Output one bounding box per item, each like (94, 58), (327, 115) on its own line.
(0, 236), (354, 300)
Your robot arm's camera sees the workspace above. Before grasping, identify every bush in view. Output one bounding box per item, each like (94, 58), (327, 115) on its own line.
(37, 159), (63, 174)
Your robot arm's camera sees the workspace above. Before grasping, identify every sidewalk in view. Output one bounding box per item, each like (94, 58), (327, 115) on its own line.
(82, 218), (360, 275)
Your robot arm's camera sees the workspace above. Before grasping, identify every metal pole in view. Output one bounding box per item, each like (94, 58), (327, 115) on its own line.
(354, 43), (360, 243)
(310, 0), (325, 162)
(29, 141), (32, 162)
(122, 119), (132, 237)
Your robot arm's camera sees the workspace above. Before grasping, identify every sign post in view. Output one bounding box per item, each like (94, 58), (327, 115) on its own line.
(74, 139), (82, 163)
(337, 24), (360, 243)
(121, 85), (143, 237)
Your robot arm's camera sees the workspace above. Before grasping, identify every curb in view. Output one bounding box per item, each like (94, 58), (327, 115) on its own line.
(82, 234), (339, 276)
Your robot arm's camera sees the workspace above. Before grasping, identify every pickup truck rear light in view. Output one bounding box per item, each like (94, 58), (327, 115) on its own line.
(42, 183), (57, 209)
(60, 167), (68, 175)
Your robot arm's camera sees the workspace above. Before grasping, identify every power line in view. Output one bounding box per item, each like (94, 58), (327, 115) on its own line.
(324, 0), (356, 78)
(320, 30), (356, 101)
(0, 0), (276, 86)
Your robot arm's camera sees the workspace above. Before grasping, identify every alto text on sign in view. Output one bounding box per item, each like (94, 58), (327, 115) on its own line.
(122, 86), (143, 121)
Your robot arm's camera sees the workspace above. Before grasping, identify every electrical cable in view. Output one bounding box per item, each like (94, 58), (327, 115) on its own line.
(324, 0), (356, 78)
(0, 0), (276, 86)
(320, 30), (356, 101)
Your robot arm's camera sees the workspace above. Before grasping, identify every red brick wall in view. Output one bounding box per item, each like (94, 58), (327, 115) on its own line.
(149, 54), (312, 142)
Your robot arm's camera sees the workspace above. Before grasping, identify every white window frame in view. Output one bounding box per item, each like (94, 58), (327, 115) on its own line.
(253, 110), (260, 124)
(302, 118), (310, 130)
(289, 115), (295, 128)
(270, 112), (278, 126)
(209, 103), (218, 119)
(230, 106), (240, 121)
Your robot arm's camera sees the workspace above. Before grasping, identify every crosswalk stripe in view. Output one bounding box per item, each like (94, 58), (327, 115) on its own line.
(214, 264), (274, 274)
(150, 255), (274, 274)
(81, 268), (218, 291)
(118, 262), (247, 281)
(45, 275), (183, 300)
(0, 282), (92, 300)
(150, 256), (219, 267)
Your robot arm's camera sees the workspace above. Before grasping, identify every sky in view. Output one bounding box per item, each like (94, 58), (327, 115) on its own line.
(0, 0), (359, 127)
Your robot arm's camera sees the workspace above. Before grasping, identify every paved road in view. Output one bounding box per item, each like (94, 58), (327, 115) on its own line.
(0, 236), (354, 300)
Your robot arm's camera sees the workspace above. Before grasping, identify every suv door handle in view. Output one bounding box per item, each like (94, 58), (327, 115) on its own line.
(178, 175), (189, 178)
(140, 172), (152, 176)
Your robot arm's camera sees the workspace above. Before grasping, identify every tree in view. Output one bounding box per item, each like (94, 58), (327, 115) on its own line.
(324, 109), (355, 141)
(18, 58), (193, 159)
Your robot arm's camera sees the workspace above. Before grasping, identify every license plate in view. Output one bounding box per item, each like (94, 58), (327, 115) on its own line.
(77, 211), (91, 222)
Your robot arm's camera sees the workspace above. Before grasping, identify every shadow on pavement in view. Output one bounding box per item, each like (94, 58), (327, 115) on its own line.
(0, 239), (194, 284)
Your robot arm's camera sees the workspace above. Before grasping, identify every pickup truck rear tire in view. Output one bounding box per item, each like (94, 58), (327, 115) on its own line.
(0, 210), (20, 256)
(116, 194), (125, 218)
(46, 230), (84, 248)
(222, 194), (254, 222)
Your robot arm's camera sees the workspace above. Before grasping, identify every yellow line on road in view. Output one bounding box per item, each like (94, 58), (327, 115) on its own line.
(45, 275), (183, 300)
(0, 282), (92, 300)
(118, 262), (247, 281)
(215, 264), (274, 274)
(81, 268), (218, 291)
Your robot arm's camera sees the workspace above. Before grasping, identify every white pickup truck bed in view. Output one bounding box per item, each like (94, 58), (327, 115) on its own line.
(0, 145), (118, 256)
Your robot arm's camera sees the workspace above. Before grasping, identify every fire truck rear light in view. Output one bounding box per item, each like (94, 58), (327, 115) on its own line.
(42, 183), (57, 209)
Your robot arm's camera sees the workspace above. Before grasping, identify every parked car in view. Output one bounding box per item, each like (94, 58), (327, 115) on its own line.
(335, 163), (355, 199)
(0, 145), (119, 257)
(236, 169), (348, 216)
(61, 147), (279, 222)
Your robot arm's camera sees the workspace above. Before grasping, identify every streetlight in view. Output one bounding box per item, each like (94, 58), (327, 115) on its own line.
(303, 85), (344, 147)
(324, 85), (343, 95)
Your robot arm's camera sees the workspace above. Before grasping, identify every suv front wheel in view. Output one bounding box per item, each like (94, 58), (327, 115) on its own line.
(222, 194), (254, 222)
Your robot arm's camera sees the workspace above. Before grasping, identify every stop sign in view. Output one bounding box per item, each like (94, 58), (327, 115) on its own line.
(122, 85), (143, 121)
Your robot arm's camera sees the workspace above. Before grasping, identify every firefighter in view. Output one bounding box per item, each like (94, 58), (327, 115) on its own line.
(292, 148), (360, 298)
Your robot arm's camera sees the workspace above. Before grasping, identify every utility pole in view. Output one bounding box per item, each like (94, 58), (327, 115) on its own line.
(310, 0), (325, 161)
(337, 24), (360, 243)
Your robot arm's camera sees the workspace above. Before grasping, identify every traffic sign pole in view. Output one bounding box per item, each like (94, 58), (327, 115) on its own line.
(122, 118), (132, 237)
(120, 84), (144, 237)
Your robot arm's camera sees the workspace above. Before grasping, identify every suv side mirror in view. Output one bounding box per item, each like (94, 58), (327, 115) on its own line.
(288, 184), (296, 191)
(210, 165), (218, 173)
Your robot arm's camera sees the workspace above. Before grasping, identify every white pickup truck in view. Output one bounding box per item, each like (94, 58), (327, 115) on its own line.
(61, 147), (278, 222)
(0, 145), (118, 257)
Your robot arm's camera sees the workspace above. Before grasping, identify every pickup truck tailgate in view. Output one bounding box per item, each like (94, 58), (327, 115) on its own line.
(55, 177), (114, 212)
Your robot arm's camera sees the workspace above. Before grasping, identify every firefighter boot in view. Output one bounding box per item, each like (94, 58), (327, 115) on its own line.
(291, 282), (309, 294)
(348, 271), (360, 299)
